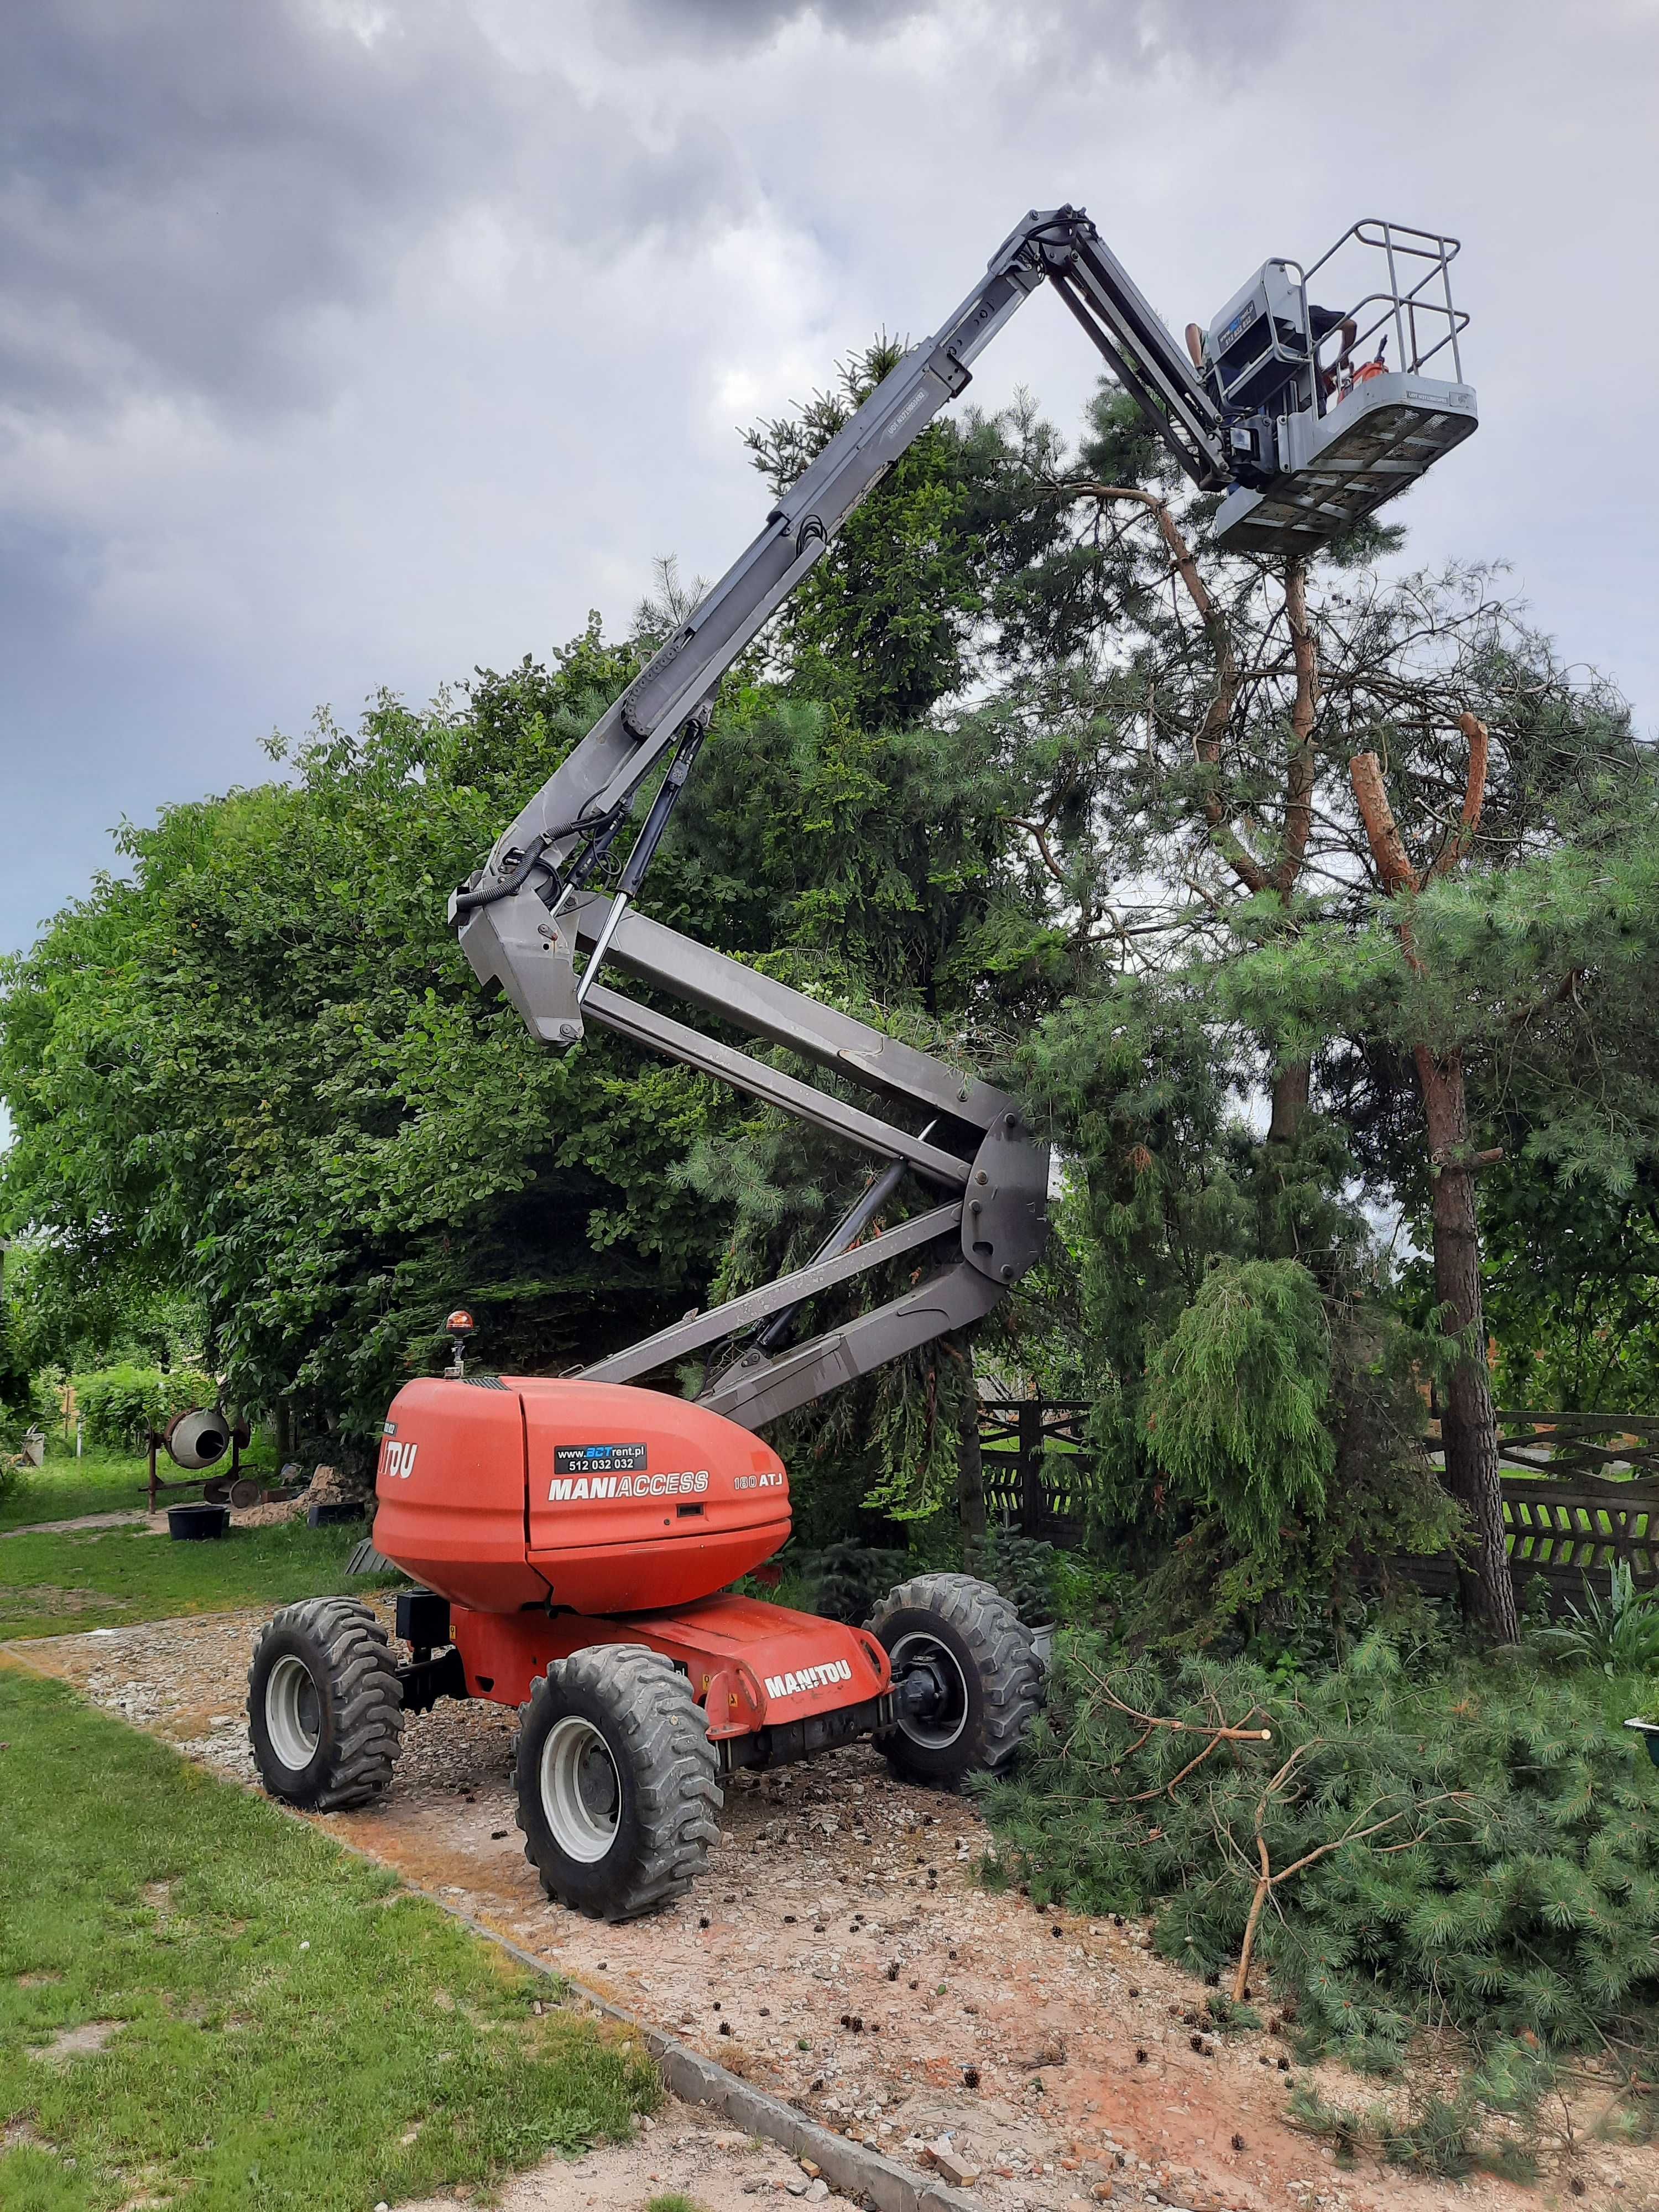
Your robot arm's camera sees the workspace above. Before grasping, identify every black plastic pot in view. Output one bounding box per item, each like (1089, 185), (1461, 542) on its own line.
(1623, 1719), (1659, 1769)
(168, 1502), (231, 1542)
(307, 1501), (365, 1528)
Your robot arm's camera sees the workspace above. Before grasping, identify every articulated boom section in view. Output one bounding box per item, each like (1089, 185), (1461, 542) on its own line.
(561, 893), (1049, 1429)
(458, 886), (1049, 1429)
(450, 199), (1477, 1431)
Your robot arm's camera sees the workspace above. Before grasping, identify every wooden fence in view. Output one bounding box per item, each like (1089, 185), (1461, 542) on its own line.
(975, 1400), (1659, 1610)
(978, 1399), (1092, 1545)
(1410, 1410), (1659, 1609)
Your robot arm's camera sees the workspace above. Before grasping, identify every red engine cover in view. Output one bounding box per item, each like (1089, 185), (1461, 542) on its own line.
(372, 1376), (789, 1616)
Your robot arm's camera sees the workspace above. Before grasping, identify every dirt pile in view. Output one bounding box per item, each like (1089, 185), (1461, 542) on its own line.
(225, 1462), (355, 1530)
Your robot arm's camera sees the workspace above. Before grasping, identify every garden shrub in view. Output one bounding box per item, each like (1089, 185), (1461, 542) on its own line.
(75, 1364), (218, 1452)
(1142, 1258), (1334, 1558)
(795, 1538), (910, 1623)
(979, 1627), (1659, 2085)
(0, 1402), (23, 1505)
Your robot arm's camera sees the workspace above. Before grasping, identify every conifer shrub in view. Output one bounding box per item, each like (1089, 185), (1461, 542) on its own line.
(795, 1537), (910, 1623)
(979, 1531), (1063, 1625)
(1143, 1259), (1334, 1558)
(979, 1627), (1659, 2091)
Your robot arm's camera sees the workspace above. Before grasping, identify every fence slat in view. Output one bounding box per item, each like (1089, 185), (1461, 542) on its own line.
(976, 1401), (1659, 1611)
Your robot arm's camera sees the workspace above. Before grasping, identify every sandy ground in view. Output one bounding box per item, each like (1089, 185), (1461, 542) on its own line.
(397, 2097), (860, 2211)
(9, 1604), (1657, 2212)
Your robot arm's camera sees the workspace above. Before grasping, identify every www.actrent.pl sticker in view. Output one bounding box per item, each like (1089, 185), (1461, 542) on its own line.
(554, 1442), (646, 1475)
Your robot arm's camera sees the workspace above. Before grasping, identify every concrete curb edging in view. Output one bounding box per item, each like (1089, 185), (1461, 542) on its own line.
(451, 1907), (982, 2212)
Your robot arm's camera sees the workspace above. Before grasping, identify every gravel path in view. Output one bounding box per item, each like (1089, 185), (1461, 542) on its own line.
(9, 1607), (1651, 2212)
(0, 1510), (150, 1539)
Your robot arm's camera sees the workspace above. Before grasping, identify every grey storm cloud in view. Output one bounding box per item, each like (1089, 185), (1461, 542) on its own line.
(0, 0), (754, 424)
(616, 0), (1297, 66)
(0, 0), (1304, 436)
(0, 0), (1653, 985)
(612, 0), (933, 47)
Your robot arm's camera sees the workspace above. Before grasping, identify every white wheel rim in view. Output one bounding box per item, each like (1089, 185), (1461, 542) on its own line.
(540, 1715), (622, 1863)
(265, 1653), (321, 1769)
(889, 1629), (970, 1751)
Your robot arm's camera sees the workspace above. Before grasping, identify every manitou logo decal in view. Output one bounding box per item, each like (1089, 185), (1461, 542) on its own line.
(763, 1659), (854, 1701)
(382, 1440), (419, 1480)
(547, 1469), (709, 1502)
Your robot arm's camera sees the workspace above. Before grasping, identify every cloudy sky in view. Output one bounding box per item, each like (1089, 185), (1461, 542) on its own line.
(3, 0), (1656, 966)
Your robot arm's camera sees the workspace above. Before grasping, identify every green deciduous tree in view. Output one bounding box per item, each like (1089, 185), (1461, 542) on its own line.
(1479, 1165), (1659, 1411)
(0, 650), (738, 1462)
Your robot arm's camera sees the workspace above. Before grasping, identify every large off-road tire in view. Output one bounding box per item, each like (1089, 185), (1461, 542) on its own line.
(867, 1572), (1042, 1788)
(905, 1569), (1048, 1683)
(247, 1597), (405, 1810)
(514, 1645), (722, 1922)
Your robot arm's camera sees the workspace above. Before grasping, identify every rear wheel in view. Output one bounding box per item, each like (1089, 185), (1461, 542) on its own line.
(247, 1597), (404, 1810)
(868, 1573), (1041, 1787)
(515, 1645), (721, 1921)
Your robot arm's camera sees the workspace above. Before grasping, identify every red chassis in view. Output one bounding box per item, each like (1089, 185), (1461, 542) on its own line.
(368, 1374), (893, 1765)
(447, 1594), (894, 1771)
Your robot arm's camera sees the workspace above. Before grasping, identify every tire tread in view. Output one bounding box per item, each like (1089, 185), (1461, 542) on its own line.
(247, 1595), (405, 1811)
(867, 1572), (1042, 1780)
(515, 1645), (721, 1922)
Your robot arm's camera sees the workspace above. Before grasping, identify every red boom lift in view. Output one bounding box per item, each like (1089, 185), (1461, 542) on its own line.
(246, 206), (1476, 1917)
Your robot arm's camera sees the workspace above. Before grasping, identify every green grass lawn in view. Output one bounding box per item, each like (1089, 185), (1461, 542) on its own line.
(0, 1447), (158, 1533)
(0, 1667), (659, 2211)
(0, 1516), (400, 1642)
(0, 1444), (401, 1642)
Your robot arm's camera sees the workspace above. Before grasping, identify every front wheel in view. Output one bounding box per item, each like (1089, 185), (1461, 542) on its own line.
(867, 1573), (1042, 1787)
(247, 1596), (405, 1809)
(515, 1645), (722, 1921)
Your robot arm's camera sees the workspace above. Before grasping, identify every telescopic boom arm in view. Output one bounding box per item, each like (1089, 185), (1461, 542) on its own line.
(455, 207), (1229, 935)
(448, 202), (1477, 1429)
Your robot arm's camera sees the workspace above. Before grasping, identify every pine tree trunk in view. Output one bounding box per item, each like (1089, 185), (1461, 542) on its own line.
(1267, 1062), (1310, 1143)
(1417, 1047), (1518, 1644)
(1259, 1061), (1311, 1258)
(1347, 735), (1511, 1639)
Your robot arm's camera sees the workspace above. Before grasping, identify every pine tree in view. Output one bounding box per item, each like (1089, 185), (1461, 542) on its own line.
(979, 1628), (1659, 2111)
